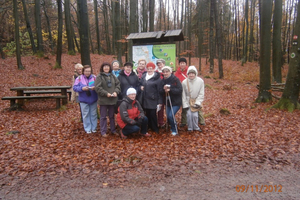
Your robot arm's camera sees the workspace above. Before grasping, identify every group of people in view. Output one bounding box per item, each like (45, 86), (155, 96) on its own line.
(71, 57), (205, 138)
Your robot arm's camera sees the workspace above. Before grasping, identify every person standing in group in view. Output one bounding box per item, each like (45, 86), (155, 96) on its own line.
(71, 63), (84, 103)
(117, 88), (150, 139)
(111, 60), (121, 77)
(73, 65), (98, 134)
(95, 62), (121, 137)
(160, 66), (182, 136)
(156, 59), (166, 128)
(139, 62), (163, 134)
(174, 58), (189, 128)
(134, 59), (147, 79)
(118, 62), (140, 100)
(182, 66), (204, 132)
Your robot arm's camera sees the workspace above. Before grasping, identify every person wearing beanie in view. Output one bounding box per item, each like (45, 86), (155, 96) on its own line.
(139, 62), (163, 134)
(111, 60), (121, 77)
(159, 66), (182, 136)
(134, 59), (147, 79)
(174, 58), (189, 127)
(182, 66), (205, 132)
(116, 88), (150, 138)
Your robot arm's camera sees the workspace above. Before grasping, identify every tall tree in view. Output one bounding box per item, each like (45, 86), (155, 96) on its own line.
(256, 0), (272, 102)
(115, 0), (122, 65)
(249, 0), (256, 62)
(214, 0), (223, 78)
(128, 0), (137, 61)
(55, 0), (63, 68)
(65, 0), (75, 55)
(142, 0), (148, 32)
(149, 0), (155, 31)
(77, 0), (91, 66)
(273, 1), (300, 111)
(209, 0), (214, 73)
(103, 0), (111, 54)
(242, 0), (249, 65)
(13, 0), (24, 69)
(0, 43), (5, 59)
(93, 0), (101, 54)
(42, 0), (54, 52)
(21, 0), (37, 54)
(35, 0), (44, 54)
(272, 0), (283, 83)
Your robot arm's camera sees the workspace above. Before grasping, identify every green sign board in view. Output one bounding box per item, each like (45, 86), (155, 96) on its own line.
(132, 44), (176, 70)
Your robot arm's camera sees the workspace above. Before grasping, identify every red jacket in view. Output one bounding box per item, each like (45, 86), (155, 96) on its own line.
(174, 66), (188, 82)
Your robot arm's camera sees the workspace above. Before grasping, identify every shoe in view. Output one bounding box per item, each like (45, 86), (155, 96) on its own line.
(179, 124), (186, 127)
(102, 134), (108, 137)
(120, 130), (127, 139)
(200, 123), (206, 126)
(92, 130), (97, 133)
(171, 132), (177, 136)
(86, 131), (91, 134)
(159, 124), (166, 128)
(142, 132), (151, 137)
(112, 131), (119, 136)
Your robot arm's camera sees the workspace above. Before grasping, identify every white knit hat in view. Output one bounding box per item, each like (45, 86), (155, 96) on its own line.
(161, 66), (172, 72)
(126, 88), (137, 95)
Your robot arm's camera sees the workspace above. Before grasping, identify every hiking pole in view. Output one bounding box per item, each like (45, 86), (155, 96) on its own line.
(165, 92), (168, 131)
(167, 92), (179, 135)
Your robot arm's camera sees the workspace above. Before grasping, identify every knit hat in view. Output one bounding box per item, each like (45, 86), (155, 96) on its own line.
(161, 66), (172, 72)
(156, 59), (165, 65)
(146, 62), (156, 69)
(179, 58), (187, 64)
(126, 88), (137, 95)
(112, 60), (120, 66)
(187, 66), (198, 76)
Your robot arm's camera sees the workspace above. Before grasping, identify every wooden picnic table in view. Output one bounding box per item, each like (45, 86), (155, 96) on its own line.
(8, 85), (71, 107)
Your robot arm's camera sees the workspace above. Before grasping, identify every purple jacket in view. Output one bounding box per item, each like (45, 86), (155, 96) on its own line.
(73, 74), (98, 104)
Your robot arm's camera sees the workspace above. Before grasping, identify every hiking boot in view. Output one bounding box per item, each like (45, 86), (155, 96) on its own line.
(179, 123), (186, 127)
(120, 130), (127, 139)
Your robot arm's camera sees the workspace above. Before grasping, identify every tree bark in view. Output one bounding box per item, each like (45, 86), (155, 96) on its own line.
(214, 0), (223, 78)
(103, 0), (111, 54)
(115, 0), (122, 65)
(209, 0), (214, 73)
(272, 0), (283, 83)
(249, 0), (256, 62)
(0, 43), (5, 59)
(256, 0), (272, 102)
(35, 0), (44, 54)
(21, 0), (36, 54)
(77, 0), (91, 66)
(242, 0), (249, 65)
(65, 0), (75, 55)
(142, 0), (148, 32)
(149, 0), (155, 31)
(128, 0), (137, 62)
(55, 0), (63, 69)
(273, 1), (300, 111)
(42, 0), (54, 52)
(13, 0), (24, 69)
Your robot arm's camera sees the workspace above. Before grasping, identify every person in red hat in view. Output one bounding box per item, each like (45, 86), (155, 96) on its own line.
(138, 62), (163, 133)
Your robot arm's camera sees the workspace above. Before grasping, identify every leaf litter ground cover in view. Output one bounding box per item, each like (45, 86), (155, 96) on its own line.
(0, 55), (299, 194)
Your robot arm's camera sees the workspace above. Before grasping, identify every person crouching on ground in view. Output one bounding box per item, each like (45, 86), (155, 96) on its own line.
(116, 88), (150, 139)
(182, 66), (204, 132)
(73, 65), (98, 134)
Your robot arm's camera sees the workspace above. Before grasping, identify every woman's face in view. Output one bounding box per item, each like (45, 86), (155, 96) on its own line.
(188, 72), (196, 80)
(113, 62), (119, 71)
(76, 67), (83, 75)
(128, 93), (136, 101)
(162, 70), (171, 78)
(147, 66), (154, 75)
(124, 65), (132, 73)
(157, 63), (164, 70)
(138, 61), (146, 70)
(83, 67), (92, 77)
(103, 65), (110, 73)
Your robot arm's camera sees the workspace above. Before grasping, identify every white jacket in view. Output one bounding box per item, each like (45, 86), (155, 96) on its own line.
(182, 66), (204, 108)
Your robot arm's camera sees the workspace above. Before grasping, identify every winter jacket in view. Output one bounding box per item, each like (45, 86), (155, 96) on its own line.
(95, 72), (121, 105)
(118, 70), (140, 100)
(159, 74), (182, 107)
(139, 72), (163, 109)
(116, 96), (145, 129)
(71, 72), (79, 102)
(182, 66), (205, 109)
(174, 66), (188, 82)
(73, 74), (98, 104)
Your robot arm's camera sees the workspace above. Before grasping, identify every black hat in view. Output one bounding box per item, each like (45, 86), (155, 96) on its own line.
(179, 58), (187, 64)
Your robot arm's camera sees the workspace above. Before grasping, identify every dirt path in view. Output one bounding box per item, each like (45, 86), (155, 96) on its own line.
(1, 161), (299, 200)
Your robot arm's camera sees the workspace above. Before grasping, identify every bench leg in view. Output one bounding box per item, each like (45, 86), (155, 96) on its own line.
(10, 99), (16, 107)
(56, 99), (61, 109)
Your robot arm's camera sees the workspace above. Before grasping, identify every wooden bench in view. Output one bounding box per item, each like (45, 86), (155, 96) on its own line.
(1, 95), (68, 109)
(24, 90), (72, 101)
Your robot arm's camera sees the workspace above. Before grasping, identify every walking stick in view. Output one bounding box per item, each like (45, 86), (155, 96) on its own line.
(166, 92), (179, 135)
(165, 92), (168, 131)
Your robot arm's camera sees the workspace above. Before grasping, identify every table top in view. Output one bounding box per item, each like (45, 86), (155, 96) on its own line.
(10, 86), (71, 91)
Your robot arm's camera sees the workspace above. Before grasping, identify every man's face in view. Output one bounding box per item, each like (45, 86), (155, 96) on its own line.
(138, 61), (146, 70)
(179, 62), (186, 70)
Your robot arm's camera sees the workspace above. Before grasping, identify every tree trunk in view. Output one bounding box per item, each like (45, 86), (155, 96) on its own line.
(142, 0), (148, 32)
(249, 0), (256, 62)
(77, 0), (91, 66)
(13, 0), (24, 69)
(0, 43), (5, 59)
(103, 0), (111, 54)
(272, 0), (283, 83)
(128, 0), (137, 62)
(256, 0), (272, 103)
(197, 0), (203, 72)
(42, 0), (54, 52)
(273, 1), (300, 112)
(21, 0), (37, 54)
(214, 0), (223, 78)
(65, 0), (75, 55)
(35, 0), (44, 55)
(188, 0), (192, 64)
(242, 0), (249, 65)
(209, 0), (214, 73)
(115, 0), (122, 66)
(149, 0), (155, 31)
(55, 0), (63, 69)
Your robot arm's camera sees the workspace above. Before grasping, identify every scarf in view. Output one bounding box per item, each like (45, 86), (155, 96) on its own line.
(145, 73), (154, 81)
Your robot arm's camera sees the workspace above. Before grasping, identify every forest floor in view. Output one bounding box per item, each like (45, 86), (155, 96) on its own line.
(0, 54), (299, 199)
